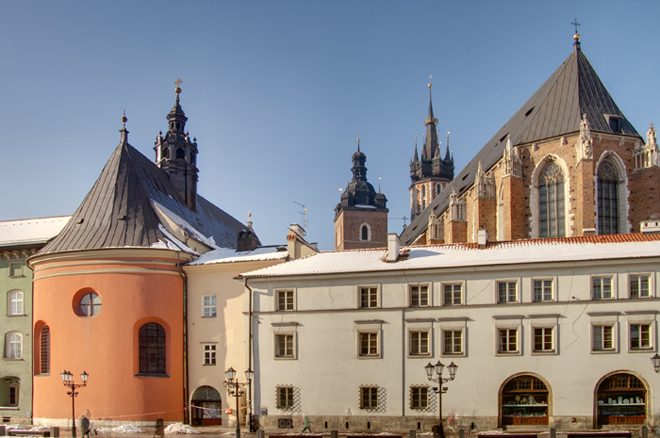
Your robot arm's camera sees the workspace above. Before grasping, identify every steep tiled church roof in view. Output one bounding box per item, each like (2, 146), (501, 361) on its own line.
(400, 38), (641, 246)
(38, 129), (250, 255)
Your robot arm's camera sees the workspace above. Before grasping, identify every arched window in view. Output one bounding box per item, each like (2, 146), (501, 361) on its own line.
(163, 148), (170, 159)
(191, 386), (222, 426)
(4, 332), (22, 359)
(501, 375), (549, 426)
(436, 184), (441, 195)
(176, 148), (185, 159)
(139, 323), (166, 375)
(421, 186), (426, 209)
(360, 224), (369, 241)
(8, 291), (23, 315)
(40, 326), (50, 375)
(597, 161), (619, 235)
(596, 373), (646, 425)
(538, 162), (565, 238)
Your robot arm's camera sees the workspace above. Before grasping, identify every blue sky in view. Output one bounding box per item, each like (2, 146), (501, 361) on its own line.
(1, 1), (658, 250)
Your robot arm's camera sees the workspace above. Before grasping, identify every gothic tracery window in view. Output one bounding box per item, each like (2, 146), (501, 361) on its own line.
(597, 161), (619, 235)
(539, 162), (565, 238)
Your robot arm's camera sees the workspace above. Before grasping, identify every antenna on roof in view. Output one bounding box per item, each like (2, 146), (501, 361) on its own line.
(293, 201), (307, 229)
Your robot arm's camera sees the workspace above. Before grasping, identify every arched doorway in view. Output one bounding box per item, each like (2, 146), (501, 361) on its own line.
(500, 374), (550, 426)
(191, 386), (222, 426)
(596, 373), (646, 426)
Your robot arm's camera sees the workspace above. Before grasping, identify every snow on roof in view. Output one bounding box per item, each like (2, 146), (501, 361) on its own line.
(189, 246), (288, 265)
(0, 216), (71, 247)
(239, 234), (660, 278)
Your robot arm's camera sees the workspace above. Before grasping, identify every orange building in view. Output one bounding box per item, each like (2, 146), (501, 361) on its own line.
(29, 88), (253, 426)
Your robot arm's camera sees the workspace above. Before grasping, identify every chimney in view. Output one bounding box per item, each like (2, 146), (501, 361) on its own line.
(641, 221), (660, 234)
(289, 223), (306, 239)
(477, 228), (488, 248)
(387, 233), (400, 262)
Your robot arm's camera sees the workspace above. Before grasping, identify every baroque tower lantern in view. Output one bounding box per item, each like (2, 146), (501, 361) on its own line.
(334, 139), (388, 251)
(155, 81), (199, 211)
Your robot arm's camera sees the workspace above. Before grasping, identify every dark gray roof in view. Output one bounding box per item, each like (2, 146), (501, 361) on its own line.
(38, 130), (252, 255)
(400, 42), (641, 246)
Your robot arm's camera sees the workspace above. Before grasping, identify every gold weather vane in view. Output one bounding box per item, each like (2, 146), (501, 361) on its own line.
(175, 78), (182, 93)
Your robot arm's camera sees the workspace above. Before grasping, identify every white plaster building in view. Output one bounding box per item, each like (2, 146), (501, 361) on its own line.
(239, 232), (660, 433)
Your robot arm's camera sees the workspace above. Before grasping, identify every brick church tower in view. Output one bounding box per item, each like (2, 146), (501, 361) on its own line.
(334, 140), (388, 251)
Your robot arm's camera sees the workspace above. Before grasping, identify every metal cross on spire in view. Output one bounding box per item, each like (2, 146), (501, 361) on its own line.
(571, 19), (580, 35)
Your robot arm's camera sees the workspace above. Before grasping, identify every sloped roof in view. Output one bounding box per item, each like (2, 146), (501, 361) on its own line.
(38, 130), (250, 255)
(400, 41), (641, 246)
(0, 216), (71, 249)
(239, 233), (660, 279)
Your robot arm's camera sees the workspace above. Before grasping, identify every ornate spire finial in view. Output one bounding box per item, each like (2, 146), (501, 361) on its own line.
(571, 19), (581, 43)
(122, 110), (127, 128)
(247, 210), (253, 230)
(175, 78), (182, 93)
(357, 133), (361, 152)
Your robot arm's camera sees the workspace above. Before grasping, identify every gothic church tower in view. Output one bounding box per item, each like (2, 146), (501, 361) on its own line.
(409, 82), (455, 221)
(154, 83), (199, 211)
(334, 140), (388, 251)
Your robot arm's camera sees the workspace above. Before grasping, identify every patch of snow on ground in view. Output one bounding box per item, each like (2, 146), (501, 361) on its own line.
(164, 424), (199, 434)
(113, 425), (143, 433)
(5, 425), (27, 430)
(30, 426), (51, 431)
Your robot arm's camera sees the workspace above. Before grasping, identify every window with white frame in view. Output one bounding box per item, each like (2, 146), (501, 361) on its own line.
(497, 281), (517, 304)
(8, 262), (23, 278)
(8, 291), (24, 316)
(359, 386), (378, 409)
(359, 286), (378, 308)
(277, 290), (295, 311)
(202, 295), (216, 318)
(533, 327), (554, 353)
(630, 324), (652, 350)
(592, 276), (613, 300)
(410, 386), (429, 409)
(276, 386), (294, 409)
(630, 275), (650, 299)
(4, 332), (22, 359)
(533, 280), (553, 302)
(498, 328), (518, 353)
(443, 283), (462, 306)
(410, 285), (429, 307)
(276, 334), (295, 358)
(203, 344), (216, 365)
(409, 331), (429, 356)
(593, 325), (615, 351)
(359, 332), (379, 357)
(443, 330), (463, 355)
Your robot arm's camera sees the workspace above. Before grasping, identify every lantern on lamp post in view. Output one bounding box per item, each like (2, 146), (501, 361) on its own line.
(60, 370), (89, 438)
(425, 361), (458, 438)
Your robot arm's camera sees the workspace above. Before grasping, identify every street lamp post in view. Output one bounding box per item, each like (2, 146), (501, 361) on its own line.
(60, 370), (89, 438)
(425, 361), (458, 438)
(224, 367), (253, 438)
(651, 353), (660, 373)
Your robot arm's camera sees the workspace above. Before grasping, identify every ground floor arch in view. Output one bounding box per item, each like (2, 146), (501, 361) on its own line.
(500, 374), (550, 427)
(595, 372), (647, 426)
(191, 385), (222, 426)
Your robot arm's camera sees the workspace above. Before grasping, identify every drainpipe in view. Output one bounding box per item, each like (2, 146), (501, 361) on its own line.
(178, 253), (190, 425)
(243, 278), (254, 431)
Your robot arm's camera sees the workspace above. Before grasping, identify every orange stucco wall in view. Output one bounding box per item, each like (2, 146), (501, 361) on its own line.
(31, 250), (185, 424)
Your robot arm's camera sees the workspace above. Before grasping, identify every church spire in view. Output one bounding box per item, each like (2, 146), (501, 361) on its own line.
(423, 80), (439, 160)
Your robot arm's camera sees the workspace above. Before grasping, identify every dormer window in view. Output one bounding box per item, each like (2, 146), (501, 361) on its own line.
(605, 114), (622, 133)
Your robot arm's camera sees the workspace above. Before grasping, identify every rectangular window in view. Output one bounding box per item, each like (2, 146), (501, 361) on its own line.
(276, 334), (294, 358)
(444, 284), (462, 306)
(533, 280), (553, 302)
(534, 327), (554, 352)
(276, 386), (294, 409)
(203, 344), (216, 365)
(359, 332), (379, 357)
(410, 285), (429, 307)
(593, 325), (614, 351)
(277, 290), (295, 311)
(498, 281), (517, 304)
(202, 295), (217, 318)
(7, 385), (18, 406)
(630, 275), (650, 298)
(630, 324), (651, 350)
(8, 262), (23, 278)
(360, 386), (378, 409)
(409, 331), (429, 356)
(593, 277), (613, 300)
(360, 287), (378, 308)
(410, 386), (429, 409)
(498, 328), (518, 353)
(443, 330), (463, 355)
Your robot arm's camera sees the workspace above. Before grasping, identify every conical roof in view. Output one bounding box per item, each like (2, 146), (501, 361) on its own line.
(400, 40), (641, 246)
(39, 130), (251, 255)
